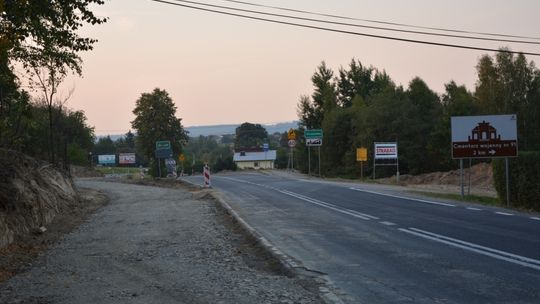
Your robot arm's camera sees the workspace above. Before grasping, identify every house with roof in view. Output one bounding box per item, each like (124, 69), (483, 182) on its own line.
(233, 150), (277, 169)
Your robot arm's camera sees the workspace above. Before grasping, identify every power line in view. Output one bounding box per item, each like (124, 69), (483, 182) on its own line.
(151, 0), (540, 56)
(164, 0), (540, 45)
(167, 0), (540, 45)
(222, 0), (540, 41)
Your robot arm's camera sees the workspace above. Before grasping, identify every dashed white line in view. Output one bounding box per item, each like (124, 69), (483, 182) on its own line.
(379, 221), (396, 226)
(531, 217), (540, 221)
(495, 212), (514, 216)
(466, 207), (482, 211)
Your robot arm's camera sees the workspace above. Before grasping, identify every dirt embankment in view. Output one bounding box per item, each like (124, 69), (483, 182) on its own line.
(0, 150), (82, 248)
(381, 162), (496, 196)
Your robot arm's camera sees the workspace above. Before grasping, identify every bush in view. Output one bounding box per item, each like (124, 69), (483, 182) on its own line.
(493, 151), (540, 211)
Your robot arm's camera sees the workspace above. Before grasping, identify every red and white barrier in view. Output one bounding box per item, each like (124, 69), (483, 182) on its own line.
(203, 165), (211, 187)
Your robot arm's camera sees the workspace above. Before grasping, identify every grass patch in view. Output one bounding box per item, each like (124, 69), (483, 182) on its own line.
(409, 191), (501, 206)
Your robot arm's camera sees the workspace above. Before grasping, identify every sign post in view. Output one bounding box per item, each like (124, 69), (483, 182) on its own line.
(356, 147), (368, 180)
(155, 140), (172, 178)
(373, 143), (399, 182)
(305, 129), (323, 176)
(203, 164), (211, 187)
(451, 114), (518, 204)
(287, 129), (296, 171)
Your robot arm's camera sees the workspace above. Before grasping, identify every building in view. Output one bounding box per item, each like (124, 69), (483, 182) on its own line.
(233, 150), (277, 169)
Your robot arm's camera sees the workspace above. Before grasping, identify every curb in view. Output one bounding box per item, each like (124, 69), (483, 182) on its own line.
(179, 178), (346, 304)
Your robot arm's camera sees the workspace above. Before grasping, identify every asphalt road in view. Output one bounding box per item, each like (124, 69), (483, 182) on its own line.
(183, 171), (540, 303)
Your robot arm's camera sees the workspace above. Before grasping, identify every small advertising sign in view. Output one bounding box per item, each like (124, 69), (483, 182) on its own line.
(119, 153), (136, 165)
(98, 154), (116, 165)
(374, 143), (398, 159)
(451, 115), (518, 159)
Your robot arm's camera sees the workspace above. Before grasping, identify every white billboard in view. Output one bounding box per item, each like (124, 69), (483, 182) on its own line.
(119, 153), (136, 165)
(374, 143), (398, 159)
(98, 154), (116, 165)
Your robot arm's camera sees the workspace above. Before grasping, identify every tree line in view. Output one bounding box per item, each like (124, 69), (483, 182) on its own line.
(294, 50), (540, 178)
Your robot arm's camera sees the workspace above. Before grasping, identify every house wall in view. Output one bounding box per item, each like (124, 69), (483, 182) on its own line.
(236, 160), (274, 170)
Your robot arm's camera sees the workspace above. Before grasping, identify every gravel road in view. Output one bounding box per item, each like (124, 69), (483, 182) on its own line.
(0, 179), (324, 304)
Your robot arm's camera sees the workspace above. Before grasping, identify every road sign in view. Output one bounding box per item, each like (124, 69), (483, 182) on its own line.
(374, 143), (398, 159)
(179, 154), (186, 162)
(306, 138), (322, 146)
(155, 148), (172, 159)
(263, 143), (269, 152)
(287, 129), (296, 140)
(155, 140), (171, 150)
(356, 148), (368, 162)
(305, 129), (323, 139)
(451, 115), (518, 159)
(288, 139), (297, 148)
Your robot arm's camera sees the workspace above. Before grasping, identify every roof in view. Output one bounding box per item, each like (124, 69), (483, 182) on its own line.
(233, 150), (277, 162)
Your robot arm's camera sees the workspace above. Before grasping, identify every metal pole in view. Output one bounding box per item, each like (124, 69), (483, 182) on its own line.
(460, 159), (464, 198)
(505, 157), (510, 207)
(318, 146), (321, 177)
(158, 158), (162, 178)
(292, 146), (294, 170)
(468, 158), (472, 195)
(360, 161), (363, 181)
(308, 146), (311, 176)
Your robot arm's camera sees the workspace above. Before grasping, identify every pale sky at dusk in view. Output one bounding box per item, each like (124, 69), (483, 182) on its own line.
(56, 0), (540, 135)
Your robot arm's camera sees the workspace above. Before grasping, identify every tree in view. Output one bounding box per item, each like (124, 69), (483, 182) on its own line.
(475, 49), (540, 150)
(1, 0), (106, 163)
(131, 88), (188, 176)
(234, 122), (268, 150)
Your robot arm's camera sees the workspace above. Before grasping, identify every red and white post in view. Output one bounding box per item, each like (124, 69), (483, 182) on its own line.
(203, 165), (211, 188)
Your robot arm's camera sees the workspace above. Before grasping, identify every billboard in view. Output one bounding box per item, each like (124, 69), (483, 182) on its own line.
(451, 115), (518, 159)
(119, 153), (136, 165)
(374, 143), (398, 159)
(98, 154), (116, 165)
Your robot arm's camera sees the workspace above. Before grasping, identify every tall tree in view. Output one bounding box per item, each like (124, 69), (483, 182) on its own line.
(475, 49), (540, 150)
(131, 88), (188, 175)
(234, 122), (268, 150)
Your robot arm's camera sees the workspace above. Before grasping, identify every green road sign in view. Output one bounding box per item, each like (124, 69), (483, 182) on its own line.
(305, 129), (323, 139)
(155, 140), (171, 150)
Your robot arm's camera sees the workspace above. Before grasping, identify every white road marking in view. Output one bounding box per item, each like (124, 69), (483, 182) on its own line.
(495, 212), (514, 216)
(466, 207), (482, 211)
(278, 190), (379, 221)
(400, 227), (540, 271)
(531, 217), (540, 221)
(379, 221), (396, 226)
(349, 187), (456, 207)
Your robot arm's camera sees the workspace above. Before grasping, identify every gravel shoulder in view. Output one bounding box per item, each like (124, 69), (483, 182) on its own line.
(0, 179), (324, 304)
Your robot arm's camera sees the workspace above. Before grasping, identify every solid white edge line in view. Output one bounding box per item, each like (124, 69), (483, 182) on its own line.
(400, 228), (540, 271)
(531, 217), (540, 221)
(408, 228), (540, 266)
(349, 187), (456, 207)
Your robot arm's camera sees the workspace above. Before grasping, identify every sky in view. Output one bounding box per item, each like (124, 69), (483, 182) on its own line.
(54, 0), (540, 135)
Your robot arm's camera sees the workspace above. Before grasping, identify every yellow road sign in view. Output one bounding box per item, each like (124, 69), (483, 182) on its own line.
(287, 129), (296, 140)
(179, 154), (186, 162)
(356, 147), (368, 162)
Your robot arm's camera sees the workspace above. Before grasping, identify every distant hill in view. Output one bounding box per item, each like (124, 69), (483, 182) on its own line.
(186, 121), (299, 137)
(96, 121), (300, 140)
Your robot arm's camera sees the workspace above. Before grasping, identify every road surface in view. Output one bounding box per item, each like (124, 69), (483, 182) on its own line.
(184, 171), (540, 303)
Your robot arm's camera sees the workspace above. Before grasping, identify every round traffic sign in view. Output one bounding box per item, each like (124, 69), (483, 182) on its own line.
(288, 139), (297, 147)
